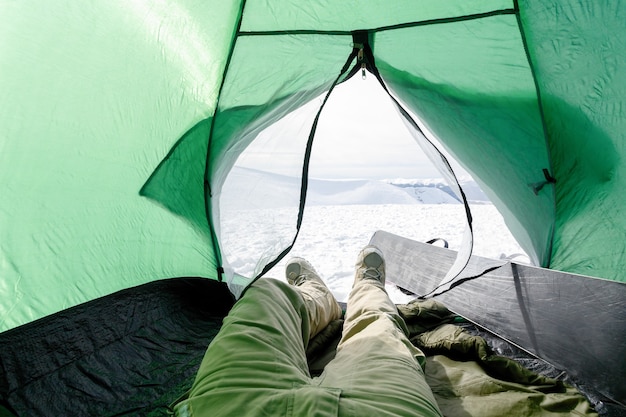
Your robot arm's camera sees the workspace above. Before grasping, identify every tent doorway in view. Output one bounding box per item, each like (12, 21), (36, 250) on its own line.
(218, 74), (527, 300)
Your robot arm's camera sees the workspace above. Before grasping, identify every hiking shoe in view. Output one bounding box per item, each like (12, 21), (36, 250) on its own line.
(285, 257), (324, 286)
(354, 246), (385, 285)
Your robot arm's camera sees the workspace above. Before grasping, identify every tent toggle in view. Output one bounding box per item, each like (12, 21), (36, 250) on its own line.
(530, 168), (556, 195)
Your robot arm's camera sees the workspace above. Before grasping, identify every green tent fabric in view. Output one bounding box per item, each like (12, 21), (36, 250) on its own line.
(1, 1), (625, 334)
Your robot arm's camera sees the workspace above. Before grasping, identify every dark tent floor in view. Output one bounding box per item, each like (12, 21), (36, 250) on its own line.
(0, 278), (234, 416)
(0, 278), (623, 416)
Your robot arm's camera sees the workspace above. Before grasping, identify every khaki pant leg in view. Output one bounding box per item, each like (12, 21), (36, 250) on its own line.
(318, 280), (443, 417)
(296, 276), (343, 340)
(175, 278), (314, 417)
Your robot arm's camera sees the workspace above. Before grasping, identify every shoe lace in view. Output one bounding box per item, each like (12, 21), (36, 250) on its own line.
(290, 274), (307, 286)
(362, 267), (382, 281)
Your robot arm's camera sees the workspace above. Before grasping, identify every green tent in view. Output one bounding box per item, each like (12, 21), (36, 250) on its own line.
(0, 0), (625, 414)
(2, 0), (624, 332)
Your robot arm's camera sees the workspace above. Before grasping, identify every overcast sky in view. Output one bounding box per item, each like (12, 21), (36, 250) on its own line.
(237, 74), (469, 181)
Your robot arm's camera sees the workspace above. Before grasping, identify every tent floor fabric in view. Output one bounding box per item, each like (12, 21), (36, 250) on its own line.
(0, 278), (235, 417)
(0, 278), (622, 416)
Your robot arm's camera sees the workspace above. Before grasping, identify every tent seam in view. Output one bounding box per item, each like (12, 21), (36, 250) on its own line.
(203, 0), (248, 280)
(238, 8), (516, 37)
(513, 0), (556, 268)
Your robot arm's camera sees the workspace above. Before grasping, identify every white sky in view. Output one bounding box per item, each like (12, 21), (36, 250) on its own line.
(237, 74), (469, 181)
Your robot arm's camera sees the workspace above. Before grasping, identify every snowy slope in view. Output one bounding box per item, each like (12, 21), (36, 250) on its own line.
(220, 167), (527, 303)
(222, 167), (465, 208)
(308, 178), (423, 205)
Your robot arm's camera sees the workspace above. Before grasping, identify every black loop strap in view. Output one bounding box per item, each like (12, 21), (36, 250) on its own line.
(426, 238), (449, 249)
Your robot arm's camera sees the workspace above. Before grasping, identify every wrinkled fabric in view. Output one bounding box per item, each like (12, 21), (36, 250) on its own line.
(397, 299), (457, 335)
(174, 278), (442, 416)
(425, 355), (598, 417)
(415, 324), (558, 387)
(397, 300), (599, 417)
(296, 270), (344, 340)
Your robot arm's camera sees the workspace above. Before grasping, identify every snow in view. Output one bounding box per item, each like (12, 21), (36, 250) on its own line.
(220, 167), (529, 304)
(222, 167), (464, 209)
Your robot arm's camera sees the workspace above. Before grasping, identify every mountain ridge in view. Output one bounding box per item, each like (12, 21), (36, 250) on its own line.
(221, 166), (490, 209)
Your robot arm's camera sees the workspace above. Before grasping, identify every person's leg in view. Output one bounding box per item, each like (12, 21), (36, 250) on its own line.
(318, 246), (443, 417)
(174, 278), (309, 416)
(174, 262), (342, 417)
(285, 257), (343, 340)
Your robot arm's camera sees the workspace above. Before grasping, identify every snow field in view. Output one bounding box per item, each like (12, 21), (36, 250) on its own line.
(220, 203), (528, 304)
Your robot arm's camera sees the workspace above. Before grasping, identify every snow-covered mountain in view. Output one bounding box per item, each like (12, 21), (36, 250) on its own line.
(307, 177), (463, 205)
(221, 167), (489, 210)
(385, 178), (489, 204)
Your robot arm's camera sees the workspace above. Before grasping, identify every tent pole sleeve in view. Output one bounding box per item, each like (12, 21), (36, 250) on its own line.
(204, 0), (247, 281)
(513, 0), (556, 268)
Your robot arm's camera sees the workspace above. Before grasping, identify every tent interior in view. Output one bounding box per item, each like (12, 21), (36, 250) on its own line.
(1, 1), (625, 416)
